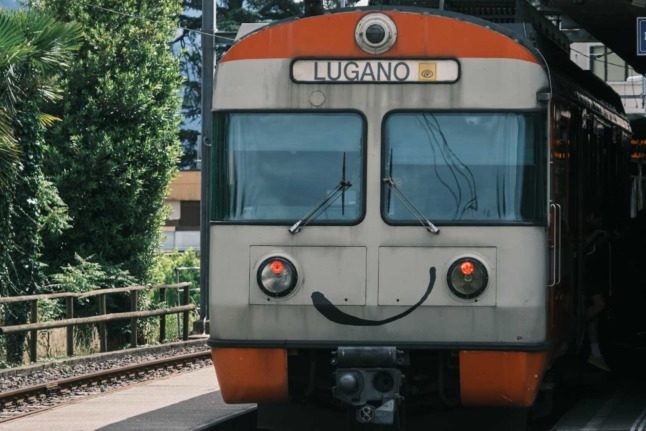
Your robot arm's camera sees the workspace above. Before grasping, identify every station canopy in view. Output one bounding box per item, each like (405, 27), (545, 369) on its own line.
(536, 0), (646, 74)
(368, 0), (646, 74)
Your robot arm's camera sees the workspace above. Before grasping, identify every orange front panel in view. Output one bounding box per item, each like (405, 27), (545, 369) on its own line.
(459, 351), (548, 407)
(222, 11), (539, 64)
(212, 348), (288, 403)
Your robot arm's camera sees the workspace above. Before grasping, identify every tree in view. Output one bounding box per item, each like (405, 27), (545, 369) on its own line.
(0, 9), (80, 363)
(0, 6), (22, 191)
(0, 124), (19, 193)
(0, 10), (79, 189)
(33, 0), (183, 281)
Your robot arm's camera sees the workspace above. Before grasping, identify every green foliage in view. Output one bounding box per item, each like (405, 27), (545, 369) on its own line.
(38, 179), (71, 238)
(0, 10), (81, 191)
(149, 249), (200, 285)
(148, 250), (200, 343)
(48, 254), (137, 351)
(149, 249), (200, 307)
(34, 0), (183, 281)
(49, 254), (136, 293)
(0, 10), (80, 364)
(0, 135), (19, 193)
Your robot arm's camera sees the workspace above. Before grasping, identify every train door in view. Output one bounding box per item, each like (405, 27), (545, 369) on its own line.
(548, 102), (579, 353)
(579, 115), (614, 353)
(571, 109), (621, 357)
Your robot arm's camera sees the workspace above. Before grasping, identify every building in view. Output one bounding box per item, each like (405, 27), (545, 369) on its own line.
(163, 171), (201, 251)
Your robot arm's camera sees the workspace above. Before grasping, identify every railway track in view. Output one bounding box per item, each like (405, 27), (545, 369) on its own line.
(0, 348), (211, 423)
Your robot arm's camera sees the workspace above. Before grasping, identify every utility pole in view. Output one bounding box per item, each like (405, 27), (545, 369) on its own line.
(199, 0), (215, 333)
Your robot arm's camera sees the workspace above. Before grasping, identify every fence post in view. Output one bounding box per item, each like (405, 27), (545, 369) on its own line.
(175, 268), (181, 338)
(182, 285), (190, 341)
(159, 288), (166, 343)
(66, 297), (74, 357)
(130, 290), (138, 348)
(98, 294), (107, 352)
(29, 300), (37, 363)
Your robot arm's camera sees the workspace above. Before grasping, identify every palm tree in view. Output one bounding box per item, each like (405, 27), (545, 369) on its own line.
(0, 11), (23, 191)
(0, 9), (80, 191)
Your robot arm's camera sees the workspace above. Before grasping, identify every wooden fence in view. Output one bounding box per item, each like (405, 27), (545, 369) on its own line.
(0, 283), (194, 363)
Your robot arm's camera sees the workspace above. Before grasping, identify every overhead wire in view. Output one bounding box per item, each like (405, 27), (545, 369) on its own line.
(570, 46), (640, 75)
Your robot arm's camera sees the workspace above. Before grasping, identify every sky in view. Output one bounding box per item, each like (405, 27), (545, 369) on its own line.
(0, 0), (22, 9)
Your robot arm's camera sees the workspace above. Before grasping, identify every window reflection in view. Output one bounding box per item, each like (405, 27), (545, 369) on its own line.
(383, 112), (546, 224)
(221, 113), (364, 223)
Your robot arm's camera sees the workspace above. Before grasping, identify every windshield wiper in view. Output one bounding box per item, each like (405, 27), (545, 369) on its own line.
(289, 153), (352, 234)
(383, 176), (440, 234)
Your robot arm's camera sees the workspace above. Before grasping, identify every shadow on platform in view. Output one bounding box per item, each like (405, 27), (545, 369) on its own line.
(97, 392), (255, 431)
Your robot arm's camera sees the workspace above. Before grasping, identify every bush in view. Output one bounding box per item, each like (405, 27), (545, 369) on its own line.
(149, 249), (200, 305)
(49, 254), (137, 293)
(149, 250), (200, 341)
(48, 254), (138, 351)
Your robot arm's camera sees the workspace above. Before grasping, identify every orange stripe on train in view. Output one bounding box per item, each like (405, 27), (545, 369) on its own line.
(221, 11), (540, 64)
(459, 350), (549, 406)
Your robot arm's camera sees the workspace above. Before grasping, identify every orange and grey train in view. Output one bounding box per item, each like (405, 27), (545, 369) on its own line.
(207, 7), (631, 426)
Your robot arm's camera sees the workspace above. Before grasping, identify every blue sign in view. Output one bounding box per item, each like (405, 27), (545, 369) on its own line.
(638, 18), (646, 56)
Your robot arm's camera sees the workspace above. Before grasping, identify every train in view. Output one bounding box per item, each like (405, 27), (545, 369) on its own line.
(206, 6), (635, 428)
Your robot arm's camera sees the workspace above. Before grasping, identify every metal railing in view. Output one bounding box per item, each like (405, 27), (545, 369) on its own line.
(0, 283), (194, 363)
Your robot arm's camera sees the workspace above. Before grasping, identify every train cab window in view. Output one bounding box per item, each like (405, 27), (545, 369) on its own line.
(382, 112), (546, 225)
(213, 112), (364, 223)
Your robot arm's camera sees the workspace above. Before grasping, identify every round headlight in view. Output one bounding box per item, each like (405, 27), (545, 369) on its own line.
(447, 258), (488, 299)
(355, 13), (397, 54)
(257, 257), (298, 297)
(365, 24), (386, 45)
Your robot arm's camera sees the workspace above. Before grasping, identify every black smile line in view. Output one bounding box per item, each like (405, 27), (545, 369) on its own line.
(311, 267), (436, 326)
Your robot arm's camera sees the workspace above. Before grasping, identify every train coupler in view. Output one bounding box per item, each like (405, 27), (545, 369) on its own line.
(331, 347), (407, 426)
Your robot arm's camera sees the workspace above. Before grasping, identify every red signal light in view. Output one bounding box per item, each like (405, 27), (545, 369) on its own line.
(447, 257), (488, 299)
(270, 260), (285, 274)
(460, 261), (475, 276)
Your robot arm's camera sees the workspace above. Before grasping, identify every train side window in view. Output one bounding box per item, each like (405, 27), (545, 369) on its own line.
(212, 112), (365, 224)
(382, 112), (547, 225)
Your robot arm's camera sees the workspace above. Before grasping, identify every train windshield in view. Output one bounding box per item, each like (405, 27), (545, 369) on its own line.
(383, 112), (546, 224)
(215, 112), (364, 223)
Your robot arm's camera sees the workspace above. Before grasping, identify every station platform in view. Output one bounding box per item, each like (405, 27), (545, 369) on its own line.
(2, 367), (254, 431)
(551, 378), (646, 431)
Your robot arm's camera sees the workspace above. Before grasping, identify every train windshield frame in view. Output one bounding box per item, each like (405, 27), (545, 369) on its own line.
(382, 111), (547, 226)
(211, 111), (366, 224)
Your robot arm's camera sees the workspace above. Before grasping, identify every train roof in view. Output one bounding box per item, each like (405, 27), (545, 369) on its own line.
(221, 7), (542, 65)
(228, 6), (541, 56)
(533, 33), (631, 131)
(221, 7), (630, 132)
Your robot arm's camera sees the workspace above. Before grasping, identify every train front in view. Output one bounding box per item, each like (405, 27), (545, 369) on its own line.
(208, 9), (550, 425)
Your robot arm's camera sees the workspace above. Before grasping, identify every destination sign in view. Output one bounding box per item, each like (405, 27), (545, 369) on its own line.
(639, 17), (646, 56)
(291, 59), (460, 83)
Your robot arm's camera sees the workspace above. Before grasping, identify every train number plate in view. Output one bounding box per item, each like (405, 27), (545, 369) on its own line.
(291, 59), (460, 83)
